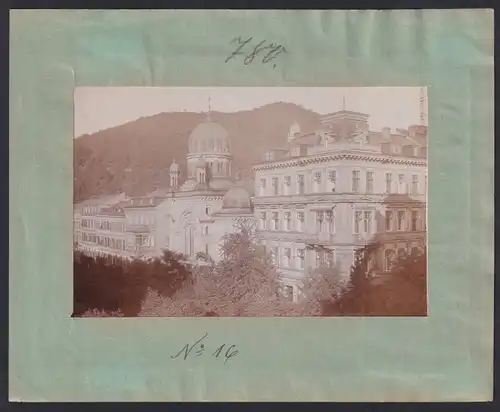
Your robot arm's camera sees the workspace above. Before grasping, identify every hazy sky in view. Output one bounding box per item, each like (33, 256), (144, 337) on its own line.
(74, 87), (425, 138)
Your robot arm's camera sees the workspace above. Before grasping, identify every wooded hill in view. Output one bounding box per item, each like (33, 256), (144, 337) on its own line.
(74, 102), (323, 201)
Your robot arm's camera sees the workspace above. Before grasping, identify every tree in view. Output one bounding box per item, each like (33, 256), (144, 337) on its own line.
(326, 243), (427, 316)
(139, 222), (300, 317)
(299, 265), (347, 316)
(367, 247), (427, 316)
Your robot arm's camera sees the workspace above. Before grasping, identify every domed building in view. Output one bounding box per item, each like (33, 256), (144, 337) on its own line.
(156, 101), (255, 262)
(211, 177), (254, 249)
(80, 100), (256, 266)
(180, 110), (234, 192)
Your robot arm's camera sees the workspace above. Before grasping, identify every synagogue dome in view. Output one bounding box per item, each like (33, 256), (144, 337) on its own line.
(188, 119), (230, 154)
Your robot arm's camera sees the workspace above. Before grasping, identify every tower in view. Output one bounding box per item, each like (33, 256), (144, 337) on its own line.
(169, 158), (180, 190)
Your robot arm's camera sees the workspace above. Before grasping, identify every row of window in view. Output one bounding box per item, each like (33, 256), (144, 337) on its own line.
(188, 160), (231, 176)
(383, 172), (426, 196)
(258, 209), (424, 234)
(259, 211), (306, 232)
(268, 246), (336, 270)
(80, 233), (127, 251)
(191, 137), (229, 153)
(385, 210), (425, 232)
(82, 206), (99, 216)
(78, 218), (125, 232)
(257, 171), (427, 196)
(268, 246), (307, 269)
(267, 244), (422, 272)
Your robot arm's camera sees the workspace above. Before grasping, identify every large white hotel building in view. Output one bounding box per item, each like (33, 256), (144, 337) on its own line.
(74, 104), (427, 301)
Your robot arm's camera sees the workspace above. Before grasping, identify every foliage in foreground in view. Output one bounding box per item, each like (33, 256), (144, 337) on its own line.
(75, 225), (427, 317)
(73, 249), (191, 317)
(139, 223), (309, 316)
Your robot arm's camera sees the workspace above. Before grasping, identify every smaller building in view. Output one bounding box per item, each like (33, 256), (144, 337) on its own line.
(73, 193), (129, 258)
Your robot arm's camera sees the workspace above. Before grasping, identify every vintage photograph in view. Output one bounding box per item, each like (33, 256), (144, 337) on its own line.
(73, 87), (428, 317)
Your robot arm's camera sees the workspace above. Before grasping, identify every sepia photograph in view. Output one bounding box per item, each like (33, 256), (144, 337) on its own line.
(73, 87), (428, 317)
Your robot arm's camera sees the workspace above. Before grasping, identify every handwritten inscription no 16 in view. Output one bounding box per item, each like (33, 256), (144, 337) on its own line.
(170, 333), (238, 364)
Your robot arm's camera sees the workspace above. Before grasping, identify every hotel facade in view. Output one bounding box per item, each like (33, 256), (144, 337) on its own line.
(74, 106), (427, 301)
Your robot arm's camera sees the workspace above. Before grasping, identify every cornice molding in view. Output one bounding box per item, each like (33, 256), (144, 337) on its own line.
(252, 153), (427, 171)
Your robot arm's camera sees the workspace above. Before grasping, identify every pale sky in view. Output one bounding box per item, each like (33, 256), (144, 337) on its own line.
(74, 87), (426, 138)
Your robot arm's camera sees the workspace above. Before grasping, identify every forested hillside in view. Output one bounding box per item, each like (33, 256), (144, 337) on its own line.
(74, 102), (322, 201)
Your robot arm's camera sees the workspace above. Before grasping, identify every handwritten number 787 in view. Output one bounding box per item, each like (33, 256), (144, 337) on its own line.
(225, 36), (287, 68)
